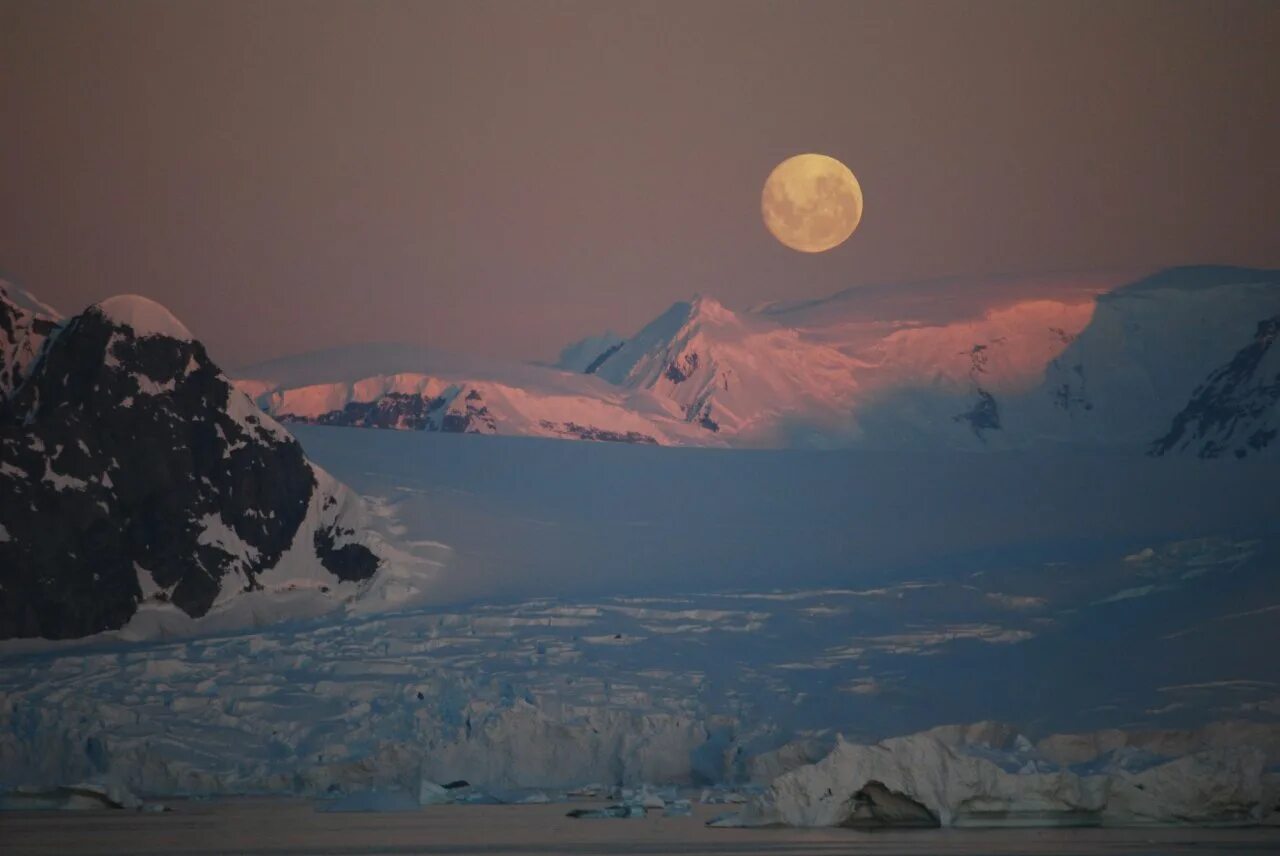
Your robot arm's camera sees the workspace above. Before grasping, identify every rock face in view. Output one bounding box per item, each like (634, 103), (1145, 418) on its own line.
(735, 721), (1280, 828)
(0, 293), (383, 639)
(1150, 315), (1280, 459)
(298, 386), (497, 434)
(235, 359), (707, 446)
(0, 281), (61, 403)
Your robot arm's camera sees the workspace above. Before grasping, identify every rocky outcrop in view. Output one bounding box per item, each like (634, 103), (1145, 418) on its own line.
(1150, 315), (1280, 459)
(0, 294), (383, 639)
(293, 386), (498, 434)
(0, 281), (61, 403)
(539, 420), (658, 444)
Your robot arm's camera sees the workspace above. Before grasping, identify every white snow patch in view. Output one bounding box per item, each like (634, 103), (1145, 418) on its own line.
(132, 563), (171, 601)
(94, 295), (193, 341)
(41, 460), (89, 492)
(132, 373), (177, 396)
(195, 513), (261, 565)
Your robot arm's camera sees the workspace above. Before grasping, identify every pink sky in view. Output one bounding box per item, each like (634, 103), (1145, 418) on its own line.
(2, 1), (1278, 366)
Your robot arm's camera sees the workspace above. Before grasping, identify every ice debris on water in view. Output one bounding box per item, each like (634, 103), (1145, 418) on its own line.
(567, 803), (647, 819)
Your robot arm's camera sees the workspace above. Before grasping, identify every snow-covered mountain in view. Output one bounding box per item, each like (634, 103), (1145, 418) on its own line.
(587, 267), (1280, 453)
(588, 295), (864, 441)
(236, 266), (1280, 455)
(982, 266), (1280, 456)
(233, 343), (716, 446)
(0, 292), (426, 640)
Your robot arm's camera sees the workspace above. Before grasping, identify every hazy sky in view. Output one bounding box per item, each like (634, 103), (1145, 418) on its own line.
(2, 0), (1278, 366)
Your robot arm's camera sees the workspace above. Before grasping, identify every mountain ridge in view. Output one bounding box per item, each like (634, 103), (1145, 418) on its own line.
(233, 266), (1280, 456)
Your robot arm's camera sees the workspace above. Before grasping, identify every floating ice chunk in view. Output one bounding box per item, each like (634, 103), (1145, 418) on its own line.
(0, 782), (142, 812)
(639, 790), (666, 809)
(316, 789), (420, 813)
(516, 791), (553, 804)
(699, 787), (748, 804)
(665, 799), (693, 817)
(706, 809), (774, 827)
(417, 780), (451, 806)
(566, 803), (646, 819)
(567, 783), (610, 799)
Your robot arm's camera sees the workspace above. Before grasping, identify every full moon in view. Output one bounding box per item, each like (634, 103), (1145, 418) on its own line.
(761, 153), (863, 253)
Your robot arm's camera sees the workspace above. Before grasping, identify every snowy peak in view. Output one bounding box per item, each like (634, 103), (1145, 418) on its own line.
(0, 279), (62, 319)
(683, 293), (740, 325)
(592, 296), (747, 388)
(590, 294), (862, 439)
(90, 294), (193, 341)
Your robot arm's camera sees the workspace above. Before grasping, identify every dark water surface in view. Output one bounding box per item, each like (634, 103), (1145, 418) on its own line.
(4, 799), (1279, 856)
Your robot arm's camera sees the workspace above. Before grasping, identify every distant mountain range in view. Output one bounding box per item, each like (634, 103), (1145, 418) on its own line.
(3, 265), (1276, 640)
(233, 266), (1280, 457)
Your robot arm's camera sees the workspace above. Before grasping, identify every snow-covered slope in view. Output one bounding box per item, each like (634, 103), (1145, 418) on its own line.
(1151, 316), (1279, 458)
(234, 345), (715, 446)
(234, 267), (1280, 454)
(589, 296), (863, 442)
(591, 267), (1280, 453)
(554, 331), (624, 374)
(985, 266), (1280, 456)
(0, 293), (434, 640)
(0, 279), (62, 403)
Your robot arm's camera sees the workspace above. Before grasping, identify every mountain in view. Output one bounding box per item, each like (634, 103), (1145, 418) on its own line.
(230, 266), (1280, 454)
(571, 266), (1280, 453)
(0, 293), (407, 640)
(587, 295), (863, 441)
(233, 343), (714, 446)
(1151, 315), (1279, 458)
(0, 280), (62, 404)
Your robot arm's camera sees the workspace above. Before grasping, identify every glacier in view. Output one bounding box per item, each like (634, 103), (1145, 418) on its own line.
(2, 429), (1278, 809)
(3, 274), (1279, 827)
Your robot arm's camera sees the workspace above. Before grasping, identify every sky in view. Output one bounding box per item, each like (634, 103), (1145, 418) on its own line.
(2, 0), (1278, 367)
